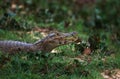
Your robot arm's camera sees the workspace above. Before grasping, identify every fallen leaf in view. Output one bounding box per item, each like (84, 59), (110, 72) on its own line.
(83, 47), (91, 55)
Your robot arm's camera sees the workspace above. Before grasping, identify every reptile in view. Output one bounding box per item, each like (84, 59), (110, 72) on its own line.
(0, 32), (79, 54)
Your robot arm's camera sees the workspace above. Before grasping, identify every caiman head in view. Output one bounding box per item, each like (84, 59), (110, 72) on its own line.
(34, 31), (79, 52)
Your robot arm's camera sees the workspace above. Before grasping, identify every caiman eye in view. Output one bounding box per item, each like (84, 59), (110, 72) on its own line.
(71, 33), (75, 37)
(56, 32), (60, 35)
(71, 32), (77, 37)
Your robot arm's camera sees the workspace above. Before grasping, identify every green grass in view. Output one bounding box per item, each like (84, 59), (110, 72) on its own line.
(0, 22), (120, 79)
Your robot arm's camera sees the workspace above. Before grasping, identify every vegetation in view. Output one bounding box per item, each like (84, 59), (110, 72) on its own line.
(0, 0), (120, 79)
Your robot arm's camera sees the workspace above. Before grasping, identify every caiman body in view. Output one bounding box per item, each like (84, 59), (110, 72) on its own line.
(0, 32), (78, 54)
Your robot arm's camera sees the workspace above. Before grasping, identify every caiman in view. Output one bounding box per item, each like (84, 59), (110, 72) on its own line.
(0, 32), (79, 54)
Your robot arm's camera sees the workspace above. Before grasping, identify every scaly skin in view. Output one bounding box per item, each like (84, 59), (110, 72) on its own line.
(0, 32), (78, 54)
